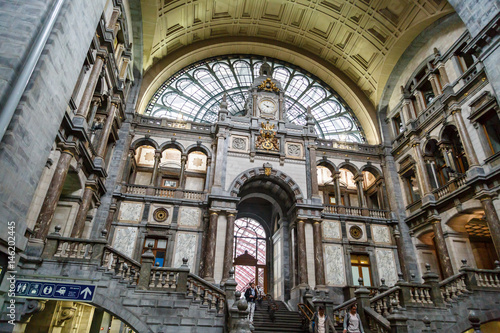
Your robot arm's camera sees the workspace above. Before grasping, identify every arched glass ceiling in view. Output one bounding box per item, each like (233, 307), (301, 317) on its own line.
(145, 56), (365, 142)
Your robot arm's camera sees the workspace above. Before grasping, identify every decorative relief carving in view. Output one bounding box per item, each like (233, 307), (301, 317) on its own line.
(287, 144), (301, 157)
(232, 137), (247, 150)
(349, 225), (363, 239)
(257, 78), (280, 92)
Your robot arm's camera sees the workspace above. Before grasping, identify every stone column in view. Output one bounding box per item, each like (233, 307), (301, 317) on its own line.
(297, 220), (308, 286)
(104, 200), (117, 236)
(204, 210), (219, 282)
(451, 107), (479, 167)
(212, 132), (226, 188)
(412, 142), (432, 195)
(121, 149), (135, 183)
(392, 225), (408, 280)
(70, 184), (96, 237)
(34, 148), (75, 240)
(87, 98), (101, 125)
(333, 172), (342, 205)
(107, 7), (121, 30)
(150, 150), (161, 186)
(428, 74), (443, 96)
(414, 90), (426, 112)
(480, 197), (500, 258)
(402, 99), (416, 124)
(75, 53), (106, 120)
(204, 157), (212, 190)
(355, 176), (367, 207)
(179, 154), (187, 188)
(437, 64), (450, 87)
(312, 220), (326, 286)
(95, 101), (117, 158)
(309, 143), (320, 198)
(222, 211), (237, 282)
(431, 219), (454, 278)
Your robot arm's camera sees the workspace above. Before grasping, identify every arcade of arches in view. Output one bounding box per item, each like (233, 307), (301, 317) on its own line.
(2, 0), (500, 332)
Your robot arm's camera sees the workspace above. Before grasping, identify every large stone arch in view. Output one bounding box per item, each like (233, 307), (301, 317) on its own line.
(186, 142), (212, 159)
(131, 137), (159, 150)
(159, 139), (186, 154)
(227, 167), (304, 204)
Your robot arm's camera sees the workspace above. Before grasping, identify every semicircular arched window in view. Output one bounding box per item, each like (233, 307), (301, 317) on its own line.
(145, 56), (365, 142)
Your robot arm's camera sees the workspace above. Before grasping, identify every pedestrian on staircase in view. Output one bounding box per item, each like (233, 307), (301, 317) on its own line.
(343, 304), (364, 333)
(245, 282), (257, 322)
(310, 306), (335, 333)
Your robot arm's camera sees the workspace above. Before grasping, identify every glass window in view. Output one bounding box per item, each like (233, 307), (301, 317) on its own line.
(480, 110), (500, 156)
(162, 178), (178, 188)
(351, 254), (372, 286)
(145, 56), (365, 142)
(143, 238), (168, 267)
(403, 170), (421, 203)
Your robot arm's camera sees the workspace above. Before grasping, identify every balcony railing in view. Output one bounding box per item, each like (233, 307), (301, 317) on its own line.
(432, 174), (467, 200)
(124, 184), (206, 201)
(323, 205), (390, 219)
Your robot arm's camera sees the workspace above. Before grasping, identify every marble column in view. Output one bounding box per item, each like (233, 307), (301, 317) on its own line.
(203, 210), (219, 282)
(355, 176), (367, 207)
(204, 157), (212, 190)
(95, 101), (117, 158)
(121, 149), (135, 183)
(333, 172), (342, 205)
(431, 219), (454, 278)
(212, 132), (226, 188)
(309, 143), (320, 198)
(437, 64), (449, 87)
(222, 211), (237, 282)
(451, 108), (479, 167)
(75, 54), (106, 120)
(428, 74), (443, 96)
(34, 149), (75, 239)
(107, 7), (121, 30)
(150, 150), (161, 186)
(412, 142), (432, 195)
(480, 197), (500, 258)
(87, 98), (101, 125)
(402, 99), (416, 124)
(414, 90), (426, 112)
(70, 184), (95, 237)
(392, 225), (408, 280)
(297, 220), (308, 286)
(179, 154), (187, 188)
(312, 220), (326, 286)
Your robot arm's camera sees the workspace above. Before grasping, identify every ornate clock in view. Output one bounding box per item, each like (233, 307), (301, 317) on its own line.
(258, 98), (277, 118)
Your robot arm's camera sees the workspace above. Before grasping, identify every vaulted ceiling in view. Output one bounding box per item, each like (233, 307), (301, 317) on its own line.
(140, 0), (454, 107)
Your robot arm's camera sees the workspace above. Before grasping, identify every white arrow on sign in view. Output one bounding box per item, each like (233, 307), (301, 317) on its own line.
(80, 287), (92, 299)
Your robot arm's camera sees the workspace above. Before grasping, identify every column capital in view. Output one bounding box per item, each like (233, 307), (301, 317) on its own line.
(210, 210), (220, 216)
(226, 210), (238, 217)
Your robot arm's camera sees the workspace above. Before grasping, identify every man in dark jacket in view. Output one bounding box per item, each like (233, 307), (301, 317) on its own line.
(244, 282), (257, 322)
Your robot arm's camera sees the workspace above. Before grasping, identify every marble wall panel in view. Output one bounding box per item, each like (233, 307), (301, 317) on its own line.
(178, 207), (201, 228)
(112, 226), (138, 258)
(323, 220), (341, 240)
(185, 177), (205, 191)
(118, 202), (143, 222)
(324, 244), (345, 285)
(173, 232), (198, 271)
(305, 223), (316, 288)
(372, 225), (391, 244)
(375, 248), (398, 287)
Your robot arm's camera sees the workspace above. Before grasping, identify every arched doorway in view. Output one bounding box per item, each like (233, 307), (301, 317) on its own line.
(233, 217), (267, 293)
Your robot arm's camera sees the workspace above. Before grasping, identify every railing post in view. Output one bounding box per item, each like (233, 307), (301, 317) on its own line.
(137, 247), (155, 290)
(223, 268), (237, 308)
(354, 278), (370, 328)
(422, 263), (445, 307)
(41, 227), (62, 259)
(395, 273), (412, 308)
(176, 258), (190, 293)
(459, 259), (478, 290)
(387, 300), (409, 333)
(91, 230), (109, 264)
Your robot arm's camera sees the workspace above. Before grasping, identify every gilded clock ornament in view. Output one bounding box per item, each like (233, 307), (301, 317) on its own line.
(256, 121), (279, 151)
(257, 78), (280, 92)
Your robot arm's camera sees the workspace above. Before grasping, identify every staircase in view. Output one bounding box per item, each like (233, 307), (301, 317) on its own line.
(253, 300), (305, 333)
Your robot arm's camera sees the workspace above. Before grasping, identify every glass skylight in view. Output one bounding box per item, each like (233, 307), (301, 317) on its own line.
(145, 56), (365, 142)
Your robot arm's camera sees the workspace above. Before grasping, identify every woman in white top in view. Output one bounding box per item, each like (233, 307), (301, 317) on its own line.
(343, 304), (364, 333)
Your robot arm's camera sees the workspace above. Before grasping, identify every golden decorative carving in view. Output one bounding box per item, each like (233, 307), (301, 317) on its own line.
(256, 121), (279, 151)
(257, 78), (280, 92)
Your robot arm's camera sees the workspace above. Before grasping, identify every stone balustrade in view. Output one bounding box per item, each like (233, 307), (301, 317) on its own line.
(124, 183), (206, 201)
(432, 173), (467, 200)
(101, 246), (141, 285)
(323, 204), (390, 219)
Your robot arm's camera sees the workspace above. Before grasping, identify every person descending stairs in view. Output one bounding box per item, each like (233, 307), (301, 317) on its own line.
(252, 297), (305, 333)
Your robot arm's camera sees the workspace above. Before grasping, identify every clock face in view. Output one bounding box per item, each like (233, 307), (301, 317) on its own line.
(258, 99), (277, 116)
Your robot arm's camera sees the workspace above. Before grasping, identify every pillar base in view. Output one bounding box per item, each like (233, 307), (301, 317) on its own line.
(466, 166), (485, 181)
(25, 238), (45, 258)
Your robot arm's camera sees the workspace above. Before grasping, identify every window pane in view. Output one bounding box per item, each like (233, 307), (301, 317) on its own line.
(145, 238), (155, 248)
(361, 267), (371, 286)
(157, 239), (167, 249)
(352, 267), (360, 285)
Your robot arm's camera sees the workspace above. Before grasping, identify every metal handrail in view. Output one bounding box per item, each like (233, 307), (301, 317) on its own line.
(298, 303), (314, 321)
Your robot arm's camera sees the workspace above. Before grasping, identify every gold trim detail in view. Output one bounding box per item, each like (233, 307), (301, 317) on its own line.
(257, 78), (280, 92)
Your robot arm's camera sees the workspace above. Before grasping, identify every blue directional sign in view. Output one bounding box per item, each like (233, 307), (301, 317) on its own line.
(15, 280), (96, 302)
